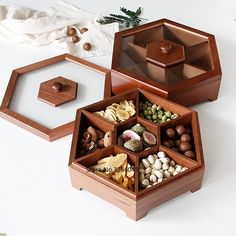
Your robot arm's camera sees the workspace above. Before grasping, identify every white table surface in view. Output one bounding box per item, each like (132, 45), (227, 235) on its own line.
(0, 1), (236, 236)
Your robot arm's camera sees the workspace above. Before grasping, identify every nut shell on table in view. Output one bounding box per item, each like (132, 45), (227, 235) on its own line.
(80, 27), (88, 34)
(83, 42), (92, 51)
(72, 35), (80, 43)
(67, 27), (77, 36)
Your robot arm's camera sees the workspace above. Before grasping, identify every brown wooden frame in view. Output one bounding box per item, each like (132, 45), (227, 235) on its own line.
(0, 54), (111, 141)
(69, 89), (205, 220)
(111, 19), (222, 106)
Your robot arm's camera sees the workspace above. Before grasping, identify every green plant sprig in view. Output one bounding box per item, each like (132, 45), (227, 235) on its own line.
(97, 7), (147, 27)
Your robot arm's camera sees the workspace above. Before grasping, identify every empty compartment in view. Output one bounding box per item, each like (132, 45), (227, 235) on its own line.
(185, 41), (213, 71)
(163, 24), (208, 47)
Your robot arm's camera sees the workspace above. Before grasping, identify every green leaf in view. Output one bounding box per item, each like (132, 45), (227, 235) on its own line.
(136, 7), (142, 16)
(97, 6), (147, 28)
(109, 14), (130, 21)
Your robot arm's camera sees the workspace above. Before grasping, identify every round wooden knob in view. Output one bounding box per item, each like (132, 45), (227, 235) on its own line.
(160, 43), (172, 54)
(52, 82), (63, 93)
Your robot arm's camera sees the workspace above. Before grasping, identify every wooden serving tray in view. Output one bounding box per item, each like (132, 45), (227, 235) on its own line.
(111, 19), (222, 106)
(69, 89), (204, 220)
(0, 54), (111, 141)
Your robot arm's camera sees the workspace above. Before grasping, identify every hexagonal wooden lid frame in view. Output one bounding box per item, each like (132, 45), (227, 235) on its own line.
(111, 18), (222, 106)
(0, 54), (111, 141)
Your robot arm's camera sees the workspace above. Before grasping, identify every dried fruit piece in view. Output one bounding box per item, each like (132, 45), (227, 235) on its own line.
(104, 131), (113, 147)
(125, 106), (136, 116)
(131, 123), (146, 136)
(116, 110), (130, 121)
(120, 100), (129, 109)
(104, 112), (117, 123)
(142, 131), (157, 146)
(87, 126), (98, 143)
(124, 139), (143, 152)
(94, 111), (105, 118)
(105, 109), (117, 122)
(123, 176), (129, 188)
(122, 130), (141, 142)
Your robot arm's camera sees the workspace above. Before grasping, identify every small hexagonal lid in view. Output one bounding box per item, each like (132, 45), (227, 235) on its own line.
(38, 76), (78, 107)
(146, 39), (185, 67)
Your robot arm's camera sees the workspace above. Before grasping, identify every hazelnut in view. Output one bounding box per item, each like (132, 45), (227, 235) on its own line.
(167, 139), (175, 148)
(165, 128), (176, 139)
(175, 139), (181, 147)
(162, 140), (171, 148)
(180, 134), (192, 142)
(179, 142), (192, 152)
(175, 125), (186, 136)
(80, 27), (88, 34)
(67, 27), (77, 36)
(83, 42), (92, 51)
(184, 151), (195, 159)
(72, 35), (80, 43)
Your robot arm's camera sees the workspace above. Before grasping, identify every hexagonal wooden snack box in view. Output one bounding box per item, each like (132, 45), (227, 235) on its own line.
(69, 89), (204, 221)
(111, 19), (222, 106)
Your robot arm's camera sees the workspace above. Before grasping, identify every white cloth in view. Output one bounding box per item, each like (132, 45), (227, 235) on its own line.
(0, 1), (119, 58)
